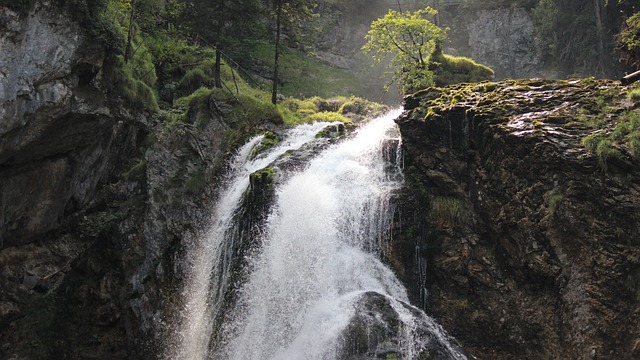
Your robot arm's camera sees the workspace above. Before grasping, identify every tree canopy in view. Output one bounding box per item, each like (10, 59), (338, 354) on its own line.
(362, 7), (447, 93)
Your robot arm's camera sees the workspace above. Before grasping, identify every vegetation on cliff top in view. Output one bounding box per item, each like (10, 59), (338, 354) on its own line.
(404, 78), (640, 170)
(362, 7), (493, 94)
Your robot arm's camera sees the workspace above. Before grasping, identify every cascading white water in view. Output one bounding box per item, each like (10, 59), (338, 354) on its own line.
(170, 122), (334, 360)
(169, 109), (466, 360)
(215, 109), (466, 360)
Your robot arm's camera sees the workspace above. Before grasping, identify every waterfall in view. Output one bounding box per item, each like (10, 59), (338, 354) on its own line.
(169, 109), (466, 360)
(170, 122), (335, 360)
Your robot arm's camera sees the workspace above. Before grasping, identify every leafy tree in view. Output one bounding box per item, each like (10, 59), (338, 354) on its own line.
(362, 7), (447, 93)
(618, 11), (640, 68)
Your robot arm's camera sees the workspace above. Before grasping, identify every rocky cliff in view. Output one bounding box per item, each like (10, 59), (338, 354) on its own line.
(394, 79), (640, 359)
(0, 3), (244, 358)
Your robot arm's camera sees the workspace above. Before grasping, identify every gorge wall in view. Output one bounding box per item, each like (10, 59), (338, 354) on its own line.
(0, 3), (244, 358)
(394, 79), (640, 359)
(2, 2), (640, 359)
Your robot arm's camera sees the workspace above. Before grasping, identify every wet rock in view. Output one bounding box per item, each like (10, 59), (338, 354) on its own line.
(395, 79), (640, 359)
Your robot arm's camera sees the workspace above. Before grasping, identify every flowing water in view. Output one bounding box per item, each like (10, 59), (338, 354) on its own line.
(169, 109), (466, 360)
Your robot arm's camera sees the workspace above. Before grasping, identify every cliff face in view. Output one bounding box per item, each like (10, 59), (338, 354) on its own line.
(466, 6), (540, 79)
(395, 79), (640, 359)
(0, 3), (129, 247)
(0, 3), (236, 358)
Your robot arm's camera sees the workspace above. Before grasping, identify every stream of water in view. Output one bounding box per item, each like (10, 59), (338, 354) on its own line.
(169, 109), (466, 360)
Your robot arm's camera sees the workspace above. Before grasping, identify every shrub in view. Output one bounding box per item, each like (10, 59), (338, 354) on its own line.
(177, 68), (212, 97)
(105, 57), (158, 111)
(628, 88), (640, 103)
(175, 87), (213, 108)
(304, 111), (348, 123)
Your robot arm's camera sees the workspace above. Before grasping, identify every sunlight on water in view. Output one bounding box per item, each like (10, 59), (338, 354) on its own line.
(169, 109), (466, 360)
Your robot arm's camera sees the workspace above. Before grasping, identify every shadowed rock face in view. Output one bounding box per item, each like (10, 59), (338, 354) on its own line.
(394, 79), (640, 359)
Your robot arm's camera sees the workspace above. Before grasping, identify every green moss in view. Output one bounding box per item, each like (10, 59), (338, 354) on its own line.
(249, 132), (281, 160)
(429, 196), (468, 227)
(315, 123), (347, 139)
(250, 166), (278, 183)
(596, 139), (622, 167)
(582, 110), (640, 167)
(429, 53), (494, 87)
(105, 57), (159, 111)
(175, 87), (213, 108)
(546, 193), (564, 215)
(177, 68), (213, 96)
(628, 88), (640, 103)
(122, 159), (146, 181)
(305, 111), (349, 123)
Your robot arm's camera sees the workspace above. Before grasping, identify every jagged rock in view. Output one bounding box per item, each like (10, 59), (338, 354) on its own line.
(395, 79), (640, 359)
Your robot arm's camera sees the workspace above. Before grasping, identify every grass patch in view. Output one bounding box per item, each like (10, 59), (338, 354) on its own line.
(243, 42), (387, 101)
(430, 53), (494, 87)
(429, 196), (468, 228)
(546, 193), (564, 215)
(304, 111), (348, 123)
(582, 110), (640, 167)
(628, 88), (640, 103)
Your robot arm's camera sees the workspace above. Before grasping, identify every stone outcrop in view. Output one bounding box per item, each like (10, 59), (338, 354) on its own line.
(394, 79), (640, 359)
(466, 6), (541, 79)
(0, 3), (129, 247)
(0, 3), (237, 358)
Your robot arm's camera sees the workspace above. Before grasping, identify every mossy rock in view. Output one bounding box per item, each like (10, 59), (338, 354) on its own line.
(249, 132), (282, 160)
(315, 123), (347, 139)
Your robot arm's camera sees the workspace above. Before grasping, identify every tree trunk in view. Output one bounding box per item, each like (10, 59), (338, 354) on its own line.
(124, 0), (137, 63)
(621, 69), (640, 86)
(271, 0), (282, 105)
(593, 0), (605, 76)
(214, 0), (224, 88)
(215, 48), (222, 88)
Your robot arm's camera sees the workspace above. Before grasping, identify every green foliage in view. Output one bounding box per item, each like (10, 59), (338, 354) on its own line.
(178, 68), (213, 96)
(429, 196), (468, 227)
(105, 56), (159, 111)
(618, 11), (640, 67)
(546, 193), (564, 215)
(175, 87), (213, 108)
(304, 111), (348, 123)
(363, 7), (447, 94)
(248, 42), (378, 100)
(628, 87), (640, 103)
(63, 0), (124, 52)
(429, 53), (494, 87)
(532, 0), (609, 75)
(582, 110), (640, 168)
